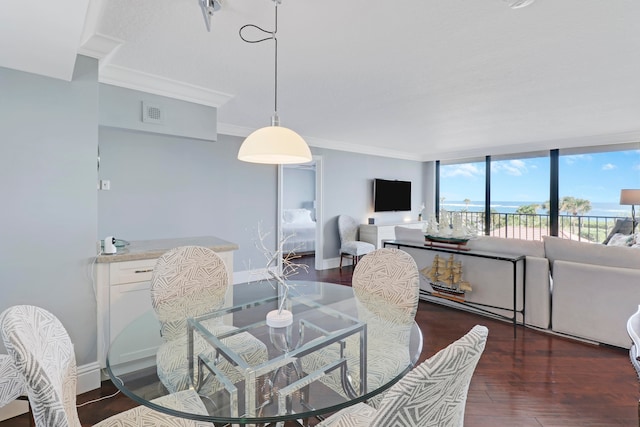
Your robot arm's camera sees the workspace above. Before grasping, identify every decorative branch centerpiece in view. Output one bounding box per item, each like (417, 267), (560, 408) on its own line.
(253, 223), (309, 327)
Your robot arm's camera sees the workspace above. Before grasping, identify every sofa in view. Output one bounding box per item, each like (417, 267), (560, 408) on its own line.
(392, 227), (640, 349)
(544, 236), (640, 348)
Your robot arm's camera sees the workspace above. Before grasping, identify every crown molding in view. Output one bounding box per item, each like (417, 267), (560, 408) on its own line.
(78, 33), (123, 60)
(217, 122), (423, 161)
(99, 64), (234, 108)
(216, 122), (254, 137)
(304, 135), (423, 161)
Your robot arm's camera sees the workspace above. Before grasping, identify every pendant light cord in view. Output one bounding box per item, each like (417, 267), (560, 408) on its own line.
(239, 1), (280, 122)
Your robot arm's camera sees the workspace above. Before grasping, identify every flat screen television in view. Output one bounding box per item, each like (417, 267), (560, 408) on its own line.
(374, 179), (411, 212)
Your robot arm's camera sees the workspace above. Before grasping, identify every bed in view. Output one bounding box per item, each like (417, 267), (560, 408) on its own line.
(282, 208), (316, 255)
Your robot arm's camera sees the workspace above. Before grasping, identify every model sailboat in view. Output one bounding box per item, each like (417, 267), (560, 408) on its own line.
(420, 254), (472, 301)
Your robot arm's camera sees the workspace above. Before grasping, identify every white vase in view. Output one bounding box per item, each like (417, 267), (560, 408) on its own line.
(266, 309), (293, 328)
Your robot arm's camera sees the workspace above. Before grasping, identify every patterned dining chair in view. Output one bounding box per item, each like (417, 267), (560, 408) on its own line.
(150, 246), (268, 395)
(317, 325), (489, 427)
(338, 215), (375, 269)
(0, 354), (26, 408)
(0, 304), (214, 427)
(627, 305), (640, 426)
(302, 248), (419, 407)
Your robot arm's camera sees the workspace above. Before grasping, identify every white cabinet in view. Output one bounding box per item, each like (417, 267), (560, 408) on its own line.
(95, 237), (236, 369)
(106, 259), (159, 366)
(359, 222), (424, 248)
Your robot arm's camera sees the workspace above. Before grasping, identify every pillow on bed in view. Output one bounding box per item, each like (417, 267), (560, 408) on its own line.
(283, 209), (314, 224)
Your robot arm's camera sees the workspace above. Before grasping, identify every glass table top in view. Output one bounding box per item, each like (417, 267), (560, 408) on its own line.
(105, 280), (423, 425)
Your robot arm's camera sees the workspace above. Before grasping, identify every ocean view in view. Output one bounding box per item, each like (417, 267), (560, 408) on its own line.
(441, 201), (630, 218)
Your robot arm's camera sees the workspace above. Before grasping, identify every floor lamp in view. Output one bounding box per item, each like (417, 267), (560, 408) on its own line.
(620, 189), (640, 242)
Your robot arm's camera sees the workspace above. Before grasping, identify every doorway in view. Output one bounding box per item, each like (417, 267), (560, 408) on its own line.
(278, 156), (323, 271)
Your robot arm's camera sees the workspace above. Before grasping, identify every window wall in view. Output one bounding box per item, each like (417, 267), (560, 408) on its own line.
(558, 145), (640, 241)
(490, 153), (550, 240)
(439, 159), (486, 235)
(440, 160), (486, 211)
(437, 143), (640, 242)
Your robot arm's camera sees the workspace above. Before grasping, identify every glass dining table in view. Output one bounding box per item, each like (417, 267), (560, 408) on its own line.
(105, 280), (423, 426)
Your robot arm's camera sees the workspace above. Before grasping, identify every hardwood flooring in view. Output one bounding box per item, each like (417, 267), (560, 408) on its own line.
(2, 256), (637, 426)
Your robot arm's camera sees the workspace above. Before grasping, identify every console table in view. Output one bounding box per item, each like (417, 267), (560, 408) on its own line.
(384, 240), (526, 337)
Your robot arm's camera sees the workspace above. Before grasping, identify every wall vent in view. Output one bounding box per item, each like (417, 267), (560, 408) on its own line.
(142, 102), (164, 124)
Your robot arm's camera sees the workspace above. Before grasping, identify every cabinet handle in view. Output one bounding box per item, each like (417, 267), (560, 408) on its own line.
(134, 269), (153, 273)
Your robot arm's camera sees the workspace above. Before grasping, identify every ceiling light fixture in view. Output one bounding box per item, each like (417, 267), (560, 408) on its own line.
(237, 0), (312, 165)
(503, 0), (535, 9)
(199, 0), (222, 32)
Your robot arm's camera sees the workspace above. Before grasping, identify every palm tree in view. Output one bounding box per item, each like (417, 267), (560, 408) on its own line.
(515, 204), (540, 227)
(560, 196), (577, 216)
(574, 198), (592, 216)
(516, 204), (538, 215)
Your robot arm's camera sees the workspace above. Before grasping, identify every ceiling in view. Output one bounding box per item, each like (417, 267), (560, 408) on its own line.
(2, 0), (640, 161)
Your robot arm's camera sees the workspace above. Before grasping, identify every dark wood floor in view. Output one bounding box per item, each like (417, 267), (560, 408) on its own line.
(3, 256), (638, 426)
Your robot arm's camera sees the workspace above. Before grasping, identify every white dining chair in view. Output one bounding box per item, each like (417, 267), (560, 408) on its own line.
(150, 245), (268, 395)
(0, 354), (26, 408)
(338, 215), (375, 269)
(302, 248), (420, 407)
(0, 304), (214, 427)
(317, 325), (489, 427)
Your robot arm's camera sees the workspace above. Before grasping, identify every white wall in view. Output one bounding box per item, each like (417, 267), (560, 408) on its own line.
(308, 147), (426, 260)
(0, 54), (428, 372)
(0, 57), (99, 365)
(98, 128), (278, 269)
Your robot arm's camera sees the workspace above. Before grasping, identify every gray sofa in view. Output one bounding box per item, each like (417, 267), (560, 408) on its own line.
(392, 227), (640, 348)
(544, 236), (640, 349)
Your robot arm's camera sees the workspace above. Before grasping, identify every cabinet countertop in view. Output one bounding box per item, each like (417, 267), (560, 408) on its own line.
(96, 236), (239, 263)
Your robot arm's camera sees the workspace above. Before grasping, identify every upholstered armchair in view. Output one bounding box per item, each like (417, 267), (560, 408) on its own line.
(338, 215), (375, 268)
(150, 245), (268, 395)
(0, 304), (214, 427)
(302, 248), (420, 407)
(318, 325), (489, 427)
(0, 354), (26, 409)
(627, 305), (640, 426)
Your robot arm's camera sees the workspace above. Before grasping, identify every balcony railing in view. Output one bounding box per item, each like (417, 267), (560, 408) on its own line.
(444, 211), (625, 243)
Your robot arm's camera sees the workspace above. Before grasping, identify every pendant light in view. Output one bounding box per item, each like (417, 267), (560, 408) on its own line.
(237, 0), (312, 165)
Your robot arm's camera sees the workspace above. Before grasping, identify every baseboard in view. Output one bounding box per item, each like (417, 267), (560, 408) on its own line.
(0, 400), (28, 422)
(77, 361), (102, 394)
(0, 361), (102, 421)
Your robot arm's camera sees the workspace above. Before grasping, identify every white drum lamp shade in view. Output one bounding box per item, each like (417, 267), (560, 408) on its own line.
(620, 189), (640, 206)
(238, 125), (312, 165)
(620, 189), (640, 236)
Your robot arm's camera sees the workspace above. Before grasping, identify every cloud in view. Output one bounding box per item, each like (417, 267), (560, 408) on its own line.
(602, 163), (616, 170)
(634, 163), (640, 171)
(492, 159), (528, 176)
(564, 154), (592, 165)
(441, 163), (482, 178)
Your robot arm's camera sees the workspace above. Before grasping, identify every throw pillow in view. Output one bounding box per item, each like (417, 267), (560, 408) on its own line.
(602, 218), (634, 244)
(606, 233), (634, 247)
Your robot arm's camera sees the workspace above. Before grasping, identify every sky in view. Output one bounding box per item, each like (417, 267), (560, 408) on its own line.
(440, 149), (640, 204)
